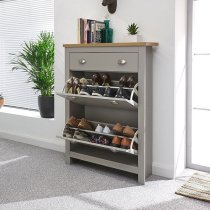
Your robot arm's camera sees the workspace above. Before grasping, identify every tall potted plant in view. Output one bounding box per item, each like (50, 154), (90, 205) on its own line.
(11, 31), (54, 118)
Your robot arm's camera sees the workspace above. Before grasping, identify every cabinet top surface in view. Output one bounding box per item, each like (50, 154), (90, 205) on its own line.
(63, 42), (159, 48)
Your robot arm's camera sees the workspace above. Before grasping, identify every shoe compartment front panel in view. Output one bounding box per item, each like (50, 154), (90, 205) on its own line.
(62, 71), (138, 108)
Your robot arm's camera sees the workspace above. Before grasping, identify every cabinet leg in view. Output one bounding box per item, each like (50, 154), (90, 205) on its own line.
(65, 156), (74, 165)
(65, 156), (71, 164)
(138, 173), (145, 185)
(65, 140), (71, 164)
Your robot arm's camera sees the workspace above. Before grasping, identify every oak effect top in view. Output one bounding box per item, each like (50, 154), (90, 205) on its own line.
(63, 42), (159, 48)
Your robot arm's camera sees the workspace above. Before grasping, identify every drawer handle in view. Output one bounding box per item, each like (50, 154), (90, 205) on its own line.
(118, 59), (127, 65)
(110, 100), (119, 105)
(79, 58), (87, 64)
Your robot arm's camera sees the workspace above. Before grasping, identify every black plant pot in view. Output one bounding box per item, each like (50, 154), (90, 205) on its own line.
(38, 95), (54, 118)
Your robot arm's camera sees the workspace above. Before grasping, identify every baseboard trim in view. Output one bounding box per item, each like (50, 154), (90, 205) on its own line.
(152, 162), (174, 179)
(0, 131), (65, 153)
(0, 131), (175, 178)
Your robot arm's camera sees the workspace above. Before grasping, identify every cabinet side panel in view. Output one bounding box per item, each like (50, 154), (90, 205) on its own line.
(138, 47), (146, 184)
(65, 49), (70, 164)
(145, 47), (153, 177)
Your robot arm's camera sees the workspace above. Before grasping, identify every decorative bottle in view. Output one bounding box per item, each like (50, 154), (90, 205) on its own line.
(101, 20), (113, 43)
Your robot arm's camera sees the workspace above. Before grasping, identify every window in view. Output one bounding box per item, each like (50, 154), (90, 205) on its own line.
(187, 0), (210, 171)
(0, 0), (54, 110)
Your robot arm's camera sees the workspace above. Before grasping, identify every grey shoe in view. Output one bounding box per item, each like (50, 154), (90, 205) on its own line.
(73, 130), (90, 142)
(63, 124), (74, 138)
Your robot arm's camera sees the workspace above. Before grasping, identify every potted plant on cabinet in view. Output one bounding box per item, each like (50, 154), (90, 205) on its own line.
(10, 31), (55, 118)
(124, 23), (143, 42)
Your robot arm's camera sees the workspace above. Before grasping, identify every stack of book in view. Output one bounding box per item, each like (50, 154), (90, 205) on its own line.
(78, 18), (105, 44)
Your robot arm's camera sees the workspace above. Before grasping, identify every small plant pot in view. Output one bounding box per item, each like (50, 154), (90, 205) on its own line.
(123, 34), (143, 42)
(0, 97), (4, 109)
(38, 95), (54, 118)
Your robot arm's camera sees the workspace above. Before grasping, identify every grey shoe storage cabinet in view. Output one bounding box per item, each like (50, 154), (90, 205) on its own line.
(58, 42), (158, 184)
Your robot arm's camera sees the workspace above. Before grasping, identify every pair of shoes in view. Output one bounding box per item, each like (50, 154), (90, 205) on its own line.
(111, 136), (138, 150)
(90, 134), (111, 145)
(78, 118), (93, 131)
(67, 116), (93, 131)
(67, 116), (80, 127)
(73, 130), (90, 141)
(63, 124), (75, 138)
(103, 87), (130, 99)
(113, 123), (135, 137)
(119, 75), (136, 88)
(95, 124), (112, 134)
(63, 77), (89, 94)
(92, 73), (111, 86)
(65, 77), (81, 94)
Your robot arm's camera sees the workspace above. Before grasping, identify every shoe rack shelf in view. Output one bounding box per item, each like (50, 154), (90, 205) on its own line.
(58, 136), (138, 156)
(57, 119), (138, 155)
(59, 42), (158, 185)
(57, 93), (137, 111)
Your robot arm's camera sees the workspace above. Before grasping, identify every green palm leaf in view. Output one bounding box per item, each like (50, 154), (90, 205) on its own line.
(10, 31), (54, 96)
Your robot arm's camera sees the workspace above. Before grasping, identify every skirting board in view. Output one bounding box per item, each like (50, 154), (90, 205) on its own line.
(0, 130), (173, 179)
(0, 131), (65, 153)
(152, 162), (174, 179)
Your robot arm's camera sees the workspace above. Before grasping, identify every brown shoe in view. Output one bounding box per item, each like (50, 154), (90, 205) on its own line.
(113, 123), (123, 135)
(72, 78), (81, 94)
(67, 116), (80, 128)
(92, 73), (103, 86)
(123, 126), (135, 137)
(64, 77), (74, 93)
(111, 136), (122, 147)
(78, 118), (93, 131)
(121, 137), (138, 150)
(121, 137), (131, 149)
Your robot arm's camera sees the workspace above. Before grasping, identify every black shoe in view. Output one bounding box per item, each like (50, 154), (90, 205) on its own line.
(102, 73), (112, 86)
(119, 75), (128, 87)
(127, 76), (136, 88)
(79, 86), (92, 95)
(104, 87), (112, 97)
(92, 87), (105, 97)
(115, 87), (130, 100)
(92, 73), (103, 85)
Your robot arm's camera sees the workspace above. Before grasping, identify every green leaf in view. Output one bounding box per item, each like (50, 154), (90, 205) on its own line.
(127, 23), (139, 35)
(10, 31), (54, 96)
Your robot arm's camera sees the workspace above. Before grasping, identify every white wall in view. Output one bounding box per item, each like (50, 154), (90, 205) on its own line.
(174, 0), (187, 177)
(0, 0), (187, 179)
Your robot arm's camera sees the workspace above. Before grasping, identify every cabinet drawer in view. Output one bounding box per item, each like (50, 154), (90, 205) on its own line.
(69, 53), (138, 72)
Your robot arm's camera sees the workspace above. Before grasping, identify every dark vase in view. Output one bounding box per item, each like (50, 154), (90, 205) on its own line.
(101, 20), (113, 43)
(38, 95), (54, 118)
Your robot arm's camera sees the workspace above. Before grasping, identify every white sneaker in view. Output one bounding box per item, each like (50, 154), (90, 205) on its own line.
(103, 125), (112, 134)
(95, 124), (103, 133)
